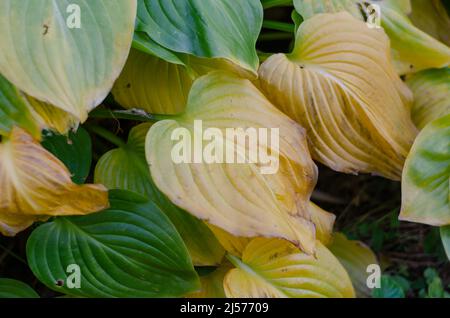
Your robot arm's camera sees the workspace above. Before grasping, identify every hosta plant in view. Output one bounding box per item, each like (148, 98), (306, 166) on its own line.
(0, 0), (449, 299)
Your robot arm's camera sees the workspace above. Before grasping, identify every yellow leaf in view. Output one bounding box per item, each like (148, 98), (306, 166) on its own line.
(112, 50), (255, 115)
(294, 0), (450, 75)
(310, 203), (335, 246)
(224, 238), (355, 298)
(406, 68), (450, 130)
(209, 202), (335, 256)
(409, 0), (450, 47)
(0, 127), (109, 236)
(209, 224), (252, 258)
(146, 71), (319, 254)
(112, 49), (193, 115)
(259, 12), (417, 180)
(26, 96), (79, 135)
(329, 233), (379, 298)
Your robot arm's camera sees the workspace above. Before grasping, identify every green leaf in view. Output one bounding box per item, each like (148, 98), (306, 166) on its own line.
(0, 278), (39, 298)
(133, 32), (186, 66)
(401, 114), (450, 226)
(372, 275), (406, 298)
(441, 226), (450, 261)
(294, 0), (362, 20)
(291, 10), (304, 34)
(136, 0), (263, 75)
(26, 189), (200, 298)
(41, 127), (92, 184)
(424, 268), (445, 298)
(0, 74), (41, 139)
(0, 0), (137, 122)
(94, 124), (225, 266)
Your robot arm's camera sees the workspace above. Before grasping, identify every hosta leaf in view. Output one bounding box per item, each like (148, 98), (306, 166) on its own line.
(188, 263), (231, 298)
(0, 127), (109, 236)
(0, 74), (40, 139)
(328, 233), (379, 298)
(0, 74), (78, 137)
(112, 49), (193, 115)
(372, 275), (406, 298)
(209, 202), (335, 257)
(27, 190), (199, 298)
(259, 12), (417, 180)
(294, 0), (450, 74)
(224, 238), (355, 298)
(133, 31), (185, 66)
(94, 123), (225, 266)
(208, 225), (252, 258)
(0, 279), (39, 298)
(406, 68), (450, 130)
(136, 0), (262, 75)
(291, 10), (303, 34)
(25, 96), (78, 135)
(409, 0), (450, 47)
(401, 114), (450, 226)
(294, 0), (361, 19)
(0, 0), (137, 122)
(380, 1), (450, 74)
(42, 127), (92, 184)
(441, 226), (450, 261)
(113, 47), (255, 115)
(310, 203), (335, 245)
(146, 72), (319, 254)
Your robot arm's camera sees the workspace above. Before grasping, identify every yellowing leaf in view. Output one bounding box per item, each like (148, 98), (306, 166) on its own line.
(112, 49), (193, 115)
(409, 0), (450, 47)
(328, 233), (379, 298)
(294, 0), (450, 75)
(208, 225), (252, 258)
(209, 202), (335, 256)
(381, 1), (450, 74)
(401, 115), (450, 226)
(259, 12), (417, 180)
(146, 71), (319, 254)
(25, 96), (79, 135)
(112, 49), (255, 116)
(0, 0), (137, 122)
(0, 127), (109, 236)
(406, 68), (450, 130)
(187, 263), (232, 298)
(310, 203), (335, 246)
(224, 238), (355, 298)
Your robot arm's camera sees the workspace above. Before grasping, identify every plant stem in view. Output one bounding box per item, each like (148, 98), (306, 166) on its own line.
(85, 124), (126, 148)
(261, 0), (293, 9)
(226, 254), (243, 268)
(0, 243), (27, 265)
(89, 108), (155, 122)
(262, 20), (295, 33)
(89, 108), (176, 122)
